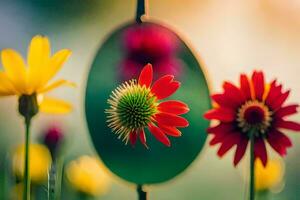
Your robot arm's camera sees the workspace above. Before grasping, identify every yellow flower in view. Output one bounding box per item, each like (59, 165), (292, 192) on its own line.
(12, 144), (52, 184)
(255, 158), (284, 191)
(66, 156), (111, 197)
(0, 35), (74, 114)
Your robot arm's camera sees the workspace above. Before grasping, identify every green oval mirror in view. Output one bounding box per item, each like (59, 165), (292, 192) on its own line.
(85, 21), (211, 184)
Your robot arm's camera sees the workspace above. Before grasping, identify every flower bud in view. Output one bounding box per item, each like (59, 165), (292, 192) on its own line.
(42, 126), (64, 158)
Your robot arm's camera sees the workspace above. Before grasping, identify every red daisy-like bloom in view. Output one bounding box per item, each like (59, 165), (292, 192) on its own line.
(204, 71), (300, 166)
(106, 64), (189, 147)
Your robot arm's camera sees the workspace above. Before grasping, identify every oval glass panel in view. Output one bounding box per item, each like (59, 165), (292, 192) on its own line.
(85, 22), (211, 184)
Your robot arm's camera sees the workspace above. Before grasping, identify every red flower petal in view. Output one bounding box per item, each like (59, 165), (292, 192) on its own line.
(275, 120), (300, 131)
(158, 100), (189, 115)
(151, 75), (180, 100)
(204, 108), (236, 122)
(207, 123), (234, 135)
(154, 112), (189, 127)
(233, 136), (248, 166)
(254, 138), (268, 167)
(223, 82), (246, 106)
(129, 131), (137, 146)
(272, 130), (292, 147)
(138, 129), (148, 148)
(210, 131), (228, 145)
(138, 63), (153, 87)
(270, 90), (290, 111)
(267, 130), (290, 156)
(265, 81), (282, 106)
(275, 104), (298, 118)
(240, 74), (252, 100)
(157, 125), (182, 137)
(252, 71), (265, 101)
(217, 132), (240, 157)
(207, 123), (234, 144)
(211, 94), (239, 108)
(148, 123), (171, 147)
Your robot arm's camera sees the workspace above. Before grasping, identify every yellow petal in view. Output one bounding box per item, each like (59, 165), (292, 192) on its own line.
(12, 144), (52, 183)
(0, 72), (17, 96)
(27, 35), (50, 93)
(66, 156), (111, 196)
(255, 159), (284, 191)
(39, 97), (72, 114)
(41, 49), (72, 86)
(1, 49), (27, 93)
(38, 79), (76, 93)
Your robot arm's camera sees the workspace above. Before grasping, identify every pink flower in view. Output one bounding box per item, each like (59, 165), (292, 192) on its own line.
(120, 24), (182, 80)
(42, 125), (64, 157)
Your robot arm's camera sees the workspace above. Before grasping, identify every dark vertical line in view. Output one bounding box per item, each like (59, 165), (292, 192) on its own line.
(249, 132), (255, 200)
(136, 0), (146, 23)
(137, 185), (147, 200)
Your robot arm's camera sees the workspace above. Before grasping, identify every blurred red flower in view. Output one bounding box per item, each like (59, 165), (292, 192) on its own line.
(120, 24), (182, 80)
(42, 125), (64, 158)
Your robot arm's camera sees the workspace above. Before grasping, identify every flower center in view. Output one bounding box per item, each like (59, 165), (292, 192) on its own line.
(244, 106), (265, 124)
(106, 80), (157, 138)
(237, 100), (272, 134)
(117, 86), (157, 129)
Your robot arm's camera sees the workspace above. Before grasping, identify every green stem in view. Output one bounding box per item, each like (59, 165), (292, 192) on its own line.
(137, 185), (147, 200)
(78, 192), (91, 200)
(48, 162), (56, 200)
(23, 117), (31, 200)
(257, 190), (270, 200)
(0, 158), (4, 199)
(249, 132), (255, 200)
(55, 156), (63, 200)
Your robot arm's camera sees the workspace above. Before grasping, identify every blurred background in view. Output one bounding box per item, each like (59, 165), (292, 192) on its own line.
(0, 0), (300, 199)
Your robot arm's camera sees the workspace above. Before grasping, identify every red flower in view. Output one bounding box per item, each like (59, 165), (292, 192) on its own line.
(120, 24), (182, 81)
(120, 57), (183, 81)
(204, 71), (300, 166)
(123, 24), (179, 58)
(42, 125), (64, 157)
(106, 64), (189, 147)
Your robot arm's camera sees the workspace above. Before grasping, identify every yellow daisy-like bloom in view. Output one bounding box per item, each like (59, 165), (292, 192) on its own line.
(12, 144), (52, 184)
(255, 158), (284, 191)
(0, 35), (74, 114)
(66, 156), (111, 197)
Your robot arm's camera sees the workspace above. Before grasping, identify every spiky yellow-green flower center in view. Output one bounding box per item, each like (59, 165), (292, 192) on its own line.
(106, 80), (158, 143)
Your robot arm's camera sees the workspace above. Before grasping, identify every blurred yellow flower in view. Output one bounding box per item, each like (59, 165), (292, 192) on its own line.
(255, 158), (284, 191)
(66, 156), (111, 197)
(12, 144), (52, 183)
(0, 35), (74, 114)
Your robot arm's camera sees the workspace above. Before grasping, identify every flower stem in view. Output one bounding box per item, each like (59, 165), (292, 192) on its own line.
(48, 162), (56, 200)
(23, 117), (31, 200)
(136, 0), (147, 23)
(249, 132), (255, 200)
(257, 190), (270, 200)
(48, 156), (63, 200)
(55, 156), (64, 200)
(137, 185), (147, 200)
